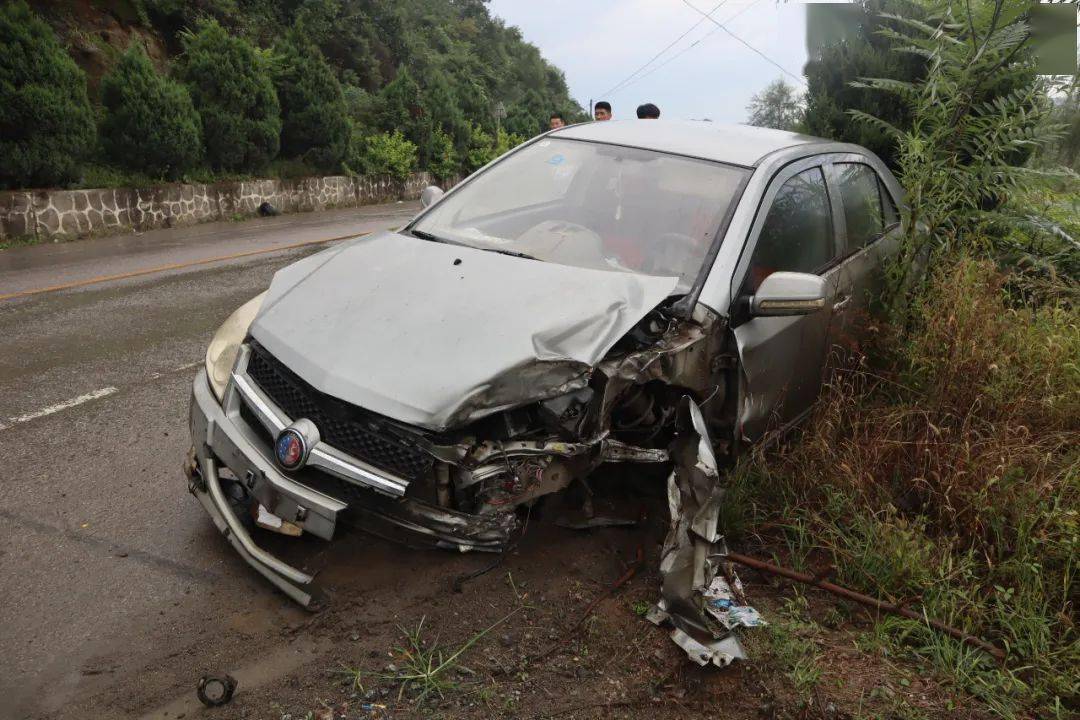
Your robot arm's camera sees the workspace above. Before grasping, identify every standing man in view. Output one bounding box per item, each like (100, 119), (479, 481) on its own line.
(636, 103), (660, 119)
(549, 113), (566, 130)
(594, 101), (612, 121)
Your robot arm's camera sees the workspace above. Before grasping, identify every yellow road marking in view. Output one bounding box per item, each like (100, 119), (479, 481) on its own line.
(0, 230), (371, 302)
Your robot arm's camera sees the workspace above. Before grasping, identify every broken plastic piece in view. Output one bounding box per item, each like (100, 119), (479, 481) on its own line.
(728, 606), (766, 627)
(253, 503), (303, 536)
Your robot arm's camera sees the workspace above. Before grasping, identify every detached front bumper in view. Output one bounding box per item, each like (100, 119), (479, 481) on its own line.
(187, 367), (344, 607)
(186, 367), (514, 608)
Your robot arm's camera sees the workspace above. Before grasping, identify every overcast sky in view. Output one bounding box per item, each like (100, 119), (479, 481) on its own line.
(487, 0), (812, 124)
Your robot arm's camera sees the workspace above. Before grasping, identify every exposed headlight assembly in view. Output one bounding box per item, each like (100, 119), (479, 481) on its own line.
(205, 293), (265, 401)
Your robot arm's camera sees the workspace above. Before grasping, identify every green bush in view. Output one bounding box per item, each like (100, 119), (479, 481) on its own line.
(464, 124), (495, 172)
(99, 44), (202, 180)
(351, 130), (416, 181)
(464, 125), (524, 173)
(494, 128), (525, 158)
(177, 19), (280, 173)
(273, 36), (349, 172)
(427, 129), (458, 181)
(802, 0), (927, 169)
(0, 1), (95, 189)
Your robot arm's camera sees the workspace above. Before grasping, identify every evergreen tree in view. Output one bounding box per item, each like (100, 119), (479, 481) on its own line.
(377, 67), (434, 165)
(177, 19), (281, 172)
(0, 1), (95, 188)
(273, 35), (350, 171)
(100, 45), (202, 179)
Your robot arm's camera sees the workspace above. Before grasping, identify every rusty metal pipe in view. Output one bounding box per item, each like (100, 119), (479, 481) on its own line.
(724, 551), (1006, 662)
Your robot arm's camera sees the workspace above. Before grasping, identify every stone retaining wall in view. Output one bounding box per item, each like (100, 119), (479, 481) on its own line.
(0, 172), (441, 242)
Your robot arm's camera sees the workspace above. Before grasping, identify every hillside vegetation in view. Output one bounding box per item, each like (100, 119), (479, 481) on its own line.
(1, 0), (583, 189)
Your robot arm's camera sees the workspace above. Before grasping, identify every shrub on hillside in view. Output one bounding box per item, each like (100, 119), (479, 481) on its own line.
(463, 124), (495, 172)
(177, 19), (280, 173)
(464, 125), (524, 173)
(273, 36), (350, 172)
(0, 1), (95, 189)
(99, 45), (202, 180)
(427, 129), (458, 181)
(350, 130), (416, 181)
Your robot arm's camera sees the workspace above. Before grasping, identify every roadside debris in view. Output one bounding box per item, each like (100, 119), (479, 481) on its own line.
(257, 201), (280, 216)
(724, 551), (1007, 662)
(647, 398), (763, 667)
(196, 673), (237, 707)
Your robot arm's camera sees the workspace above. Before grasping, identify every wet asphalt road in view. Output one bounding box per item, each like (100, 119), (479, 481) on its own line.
(0, 202), (421, 718)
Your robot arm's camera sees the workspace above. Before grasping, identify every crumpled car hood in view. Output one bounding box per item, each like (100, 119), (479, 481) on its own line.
(250, 231), (678, 431)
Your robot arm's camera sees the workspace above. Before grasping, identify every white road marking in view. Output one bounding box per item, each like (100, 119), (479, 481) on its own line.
(1, 360), (203, 431)
(2, 386), (119, 429)
(150, 359), (202, 380)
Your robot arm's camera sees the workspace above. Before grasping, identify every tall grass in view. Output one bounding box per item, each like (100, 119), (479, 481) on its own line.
(726, 257), (1078, 717)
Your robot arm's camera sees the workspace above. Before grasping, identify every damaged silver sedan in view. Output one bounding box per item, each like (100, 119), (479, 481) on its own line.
(186, 121), (902, 652)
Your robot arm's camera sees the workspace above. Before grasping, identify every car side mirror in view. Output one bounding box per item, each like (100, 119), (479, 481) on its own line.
(749, 272), (827, 317)
(420, 185), (445, 208)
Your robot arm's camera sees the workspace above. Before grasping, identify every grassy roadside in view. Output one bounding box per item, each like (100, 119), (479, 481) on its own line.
(722, 256), (1079, 719)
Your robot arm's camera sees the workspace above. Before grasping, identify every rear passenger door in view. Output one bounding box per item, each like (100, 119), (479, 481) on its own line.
(731, 159), (845, 441)
(826, 159), (903, 356)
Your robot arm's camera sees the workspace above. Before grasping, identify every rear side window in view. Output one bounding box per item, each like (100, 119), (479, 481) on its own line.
(836, 163), (884, 253)
(746, 167), (833, 293)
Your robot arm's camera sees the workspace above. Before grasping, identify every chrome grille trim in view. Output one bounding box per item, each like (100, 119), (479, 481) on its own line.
(230, 345), (410, 498)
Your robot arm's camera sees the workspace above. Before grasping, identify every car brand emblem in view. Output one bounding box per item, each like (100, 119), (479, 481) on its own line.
(275, 419), (318, 471)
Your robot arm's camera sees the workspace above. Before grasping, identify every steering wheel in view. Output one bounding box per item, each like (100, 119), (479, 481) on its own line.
(640, 232), (699, 277)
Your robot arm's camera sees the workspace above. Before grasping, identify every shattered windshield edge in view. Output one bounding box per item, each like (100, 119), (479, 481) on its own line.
(405, 136), (753, 314)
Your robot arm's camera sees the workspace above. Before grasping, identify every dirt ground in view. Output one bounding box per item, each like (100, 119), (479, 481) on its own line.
(52, 472), (993, 720)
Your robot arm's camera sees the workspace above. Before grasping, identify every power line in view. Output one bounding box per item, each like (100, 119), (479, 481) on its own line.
(612, 0), (761, 96)
(680, 0), (807, 87)
(599, 0), (732, 98)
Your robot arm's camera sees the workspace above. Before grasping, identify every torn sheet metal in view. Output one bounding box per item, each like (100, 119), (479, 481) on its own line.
(650, 397), (763, 664)
(670, 627), (747, 668)
(347, 491), (518, 552)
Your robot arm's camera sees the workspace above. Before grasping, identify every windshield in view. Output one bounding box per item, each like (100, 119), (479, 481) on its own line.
(412, 138), (749, 293)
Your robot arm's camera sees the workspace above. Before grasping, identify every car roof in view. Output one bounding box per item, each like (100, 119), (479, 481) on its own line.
(551, 120), (829, 168)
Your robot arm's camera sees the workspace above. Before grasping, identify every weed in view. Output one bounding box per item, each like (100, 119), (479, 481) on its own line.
(330, 663), (364, 693)
(382, 607), (520, 704)
(631, 600), (651, 617)
(765, 620), (823, 699)
(505, 571), (532, 609)
(0, 233), (41, 251)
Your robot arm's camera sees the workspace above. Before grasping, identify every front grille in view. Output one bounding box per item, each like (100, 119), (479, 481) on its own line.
(244, 342), (434, 482)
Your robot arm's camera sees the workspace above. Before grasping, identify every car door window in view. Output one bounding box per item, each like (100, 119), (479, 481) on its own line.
(835, 163), (884, 254)
(746, 167), (833, 293)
